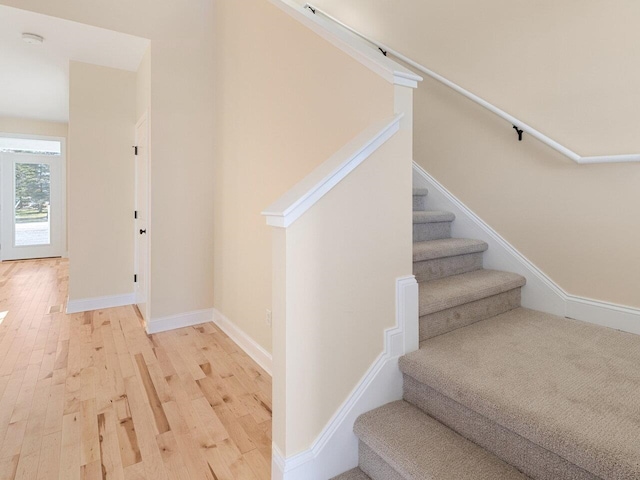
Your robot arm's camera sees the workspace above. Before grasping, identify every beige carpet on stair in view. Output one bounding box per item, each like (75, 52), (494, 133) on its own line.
(400, 308), (640, 480)
(355, 401), (529, 480)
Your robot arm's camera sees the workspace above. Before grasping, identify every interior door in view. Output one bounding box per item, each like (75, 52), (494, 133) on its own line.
(1, 153), (65, 260)
(135, 115), (150, 321)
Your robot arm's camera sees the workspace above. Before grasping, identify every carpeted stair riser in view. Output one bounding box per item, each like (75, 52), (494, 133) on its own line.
(360, 442), (404, 480)
(413, 194), (428, 212)
(420, 288), (521, 341)
(355, 401), (529, 480)
(414, 251), (484, 283)
(419, 270), (525, 317)
(413, 238), (489, 263)
(413, 222), (452, 242)
(402, 375), (597, 480)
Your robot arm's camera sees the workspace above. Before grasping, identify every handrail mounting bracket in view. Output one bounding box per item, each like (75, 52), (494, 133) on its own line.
(513, 125), (524, 142)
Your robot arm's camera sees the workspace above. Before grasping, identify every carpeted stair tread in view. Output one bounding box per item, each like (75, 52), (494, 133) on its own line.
(412, 188), (429, 196)
(413, 210), (455, 224)
(332, 468), (372, 480)
(413, 238), (488, 262)
(400, 308), (640, 480)
(355, 401), (529, 480)
(419, 269), (525, 316)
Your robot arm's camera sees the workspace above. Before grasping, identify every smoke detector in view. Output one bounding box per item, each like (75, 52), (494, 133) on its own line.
(22, 33), (44, 45)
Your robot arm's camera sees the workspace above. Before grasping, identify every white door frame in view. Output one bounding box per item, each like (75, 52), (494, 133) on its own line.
(134, 112), (151, 322)
(0, 134), (66, 261)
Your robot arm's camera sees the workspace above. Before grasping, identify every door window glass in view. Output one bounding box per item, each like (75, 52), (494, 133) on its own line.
(14, 163), (51, 246)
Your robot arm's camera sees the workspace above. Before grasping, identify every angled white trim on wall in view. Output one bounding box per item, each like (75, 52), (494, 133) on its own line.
(66, 293), (135, 314)
(213, 309), (273, 376)
(272, 276), (418, 480)
(413, 162), (640, 335)
(263, 115), (403, 228)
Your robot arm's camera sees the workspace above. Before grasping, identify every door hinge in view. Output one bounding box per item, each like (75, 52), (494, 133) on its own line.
(133, 146), (138, 155)
(134, 274), (137, 283)
(134, 210), (138, 219)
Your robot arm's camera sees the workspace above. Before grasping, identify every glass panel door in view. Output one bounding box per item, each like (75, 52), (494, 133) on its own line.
(15, 162), (51, 247)
(1, 153), (65, 261)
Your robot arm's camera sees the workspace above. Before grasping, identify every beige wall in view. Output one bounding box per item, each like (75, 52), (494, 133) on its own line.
(68, 62), (136, 300)
(213, 0), (395, 353)
(0, 0), (216, 320)
(298, 0), (640, 308)
(0, 117), (67, 138)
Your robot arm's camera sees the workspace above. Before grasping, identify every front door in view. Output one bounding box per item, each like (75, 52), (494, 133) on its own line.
(0, 153), (65, 260)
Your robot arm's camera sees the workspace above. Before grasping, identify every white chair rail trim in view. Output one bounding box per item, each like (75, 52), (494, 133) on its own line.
(262, 114), (403, 228)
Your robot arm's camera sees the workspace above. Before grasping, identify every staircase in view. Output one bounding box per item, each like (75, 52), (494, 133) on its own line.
(333, 188), (640, 480)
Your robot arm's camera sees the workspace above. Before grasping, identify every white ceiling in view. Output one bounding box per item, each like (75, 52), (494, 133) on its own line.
(0, 5), (149, 123)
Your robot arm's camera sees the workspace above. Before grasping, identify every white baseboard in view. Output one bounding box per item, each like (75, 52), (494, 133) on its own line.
(566, 296), (640, 336)
(413, 162), (640, 334)
(66, 293), (135, 314)
(212, 309), (273, 376)
(272, 276), (418, 480)
(146, 308), (214, 335)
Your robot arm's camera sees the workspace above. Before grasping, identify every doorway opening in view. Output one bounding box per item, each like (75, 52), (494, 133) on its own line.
(0, 134), (66, 260)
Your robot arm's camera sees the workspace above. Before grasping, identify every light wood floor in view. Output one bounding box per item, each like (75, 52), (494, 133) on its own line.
(0, 258), (272, 480)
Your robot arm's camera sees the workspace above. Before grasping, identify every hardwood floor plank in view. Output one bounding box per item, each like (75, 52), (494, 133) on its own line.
(134, 354), (170, 435)
(162, 401), (215, 480)
(123, 376), (168, 480)
(0, 453), (19, 480)
(116, 416), (142, 468)
(81, 459), (103, 480)
(16, 376), (51, 464)
(155, 431), (191, 480)
(59, 412), (81, 480)
(80, 399), (100, 467)
(37, 431), (61, 480)
(97, 410), (126, 480)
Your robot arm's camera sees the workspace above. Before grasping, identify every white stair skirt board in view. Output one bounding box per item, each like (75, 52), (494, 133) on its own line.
(146, 308), (214, 335)
(413, 162), (640, 335)
(272, 276), (419, 480)
(212, 309), (273, 377)
(66, 293), (135, 314)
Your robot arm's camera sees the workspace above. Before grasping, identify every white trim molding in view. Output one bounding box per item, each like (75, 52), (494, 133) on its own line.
(213, 309), (273, 376)
(268, 0), (422, 88)
(66, 293), (135, 314)
(263, 115), (402, 228)
(272, 276), (418, 480)
(413, 162), (640, 335)
(566, 296), (640, 336)
(146, 308), (214, 335)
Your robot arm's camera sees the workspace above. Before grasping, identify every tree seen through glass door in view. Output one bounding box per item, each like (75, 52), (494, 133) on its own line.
(14, 163), (51, 246)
